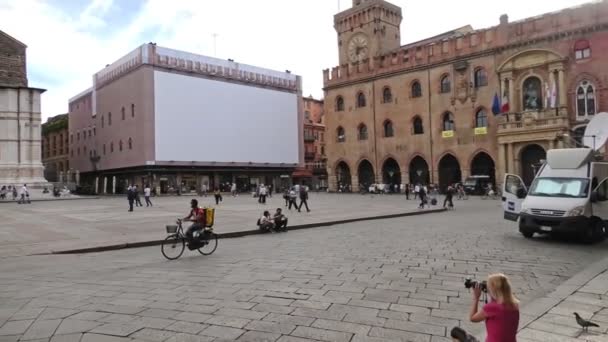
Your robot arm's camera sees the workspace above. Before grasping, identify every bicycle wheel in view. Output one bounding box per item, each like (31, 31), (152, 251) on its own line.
(198, 232), (218, 255)
(161, 235), (185, 260)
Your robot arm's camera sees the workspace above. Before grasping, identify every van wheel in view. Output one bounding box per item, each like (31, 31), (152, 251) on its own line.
(581, 224), (597, 244)
(592, 219), (606, 242)
(519, 223), (534, 238)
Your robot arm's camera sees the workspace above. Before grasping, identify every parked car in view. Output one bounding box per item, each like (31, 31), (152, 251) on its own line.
(463, 175), (492, 195)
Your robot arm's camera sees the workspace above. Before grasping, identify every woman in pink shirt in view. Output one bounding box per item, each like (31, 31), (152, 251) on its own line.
(469, 273), (520, 342)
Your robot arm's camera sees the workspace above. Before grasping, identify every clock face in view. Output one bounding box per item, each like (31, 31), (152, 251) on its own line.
(348, 34), (369, 63)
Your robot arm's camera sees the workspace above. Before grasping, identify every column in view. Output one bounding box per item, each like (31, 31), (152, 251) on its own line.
(94, 177), (99, 194)
(548, 139), (555, 150)
(498, 143), (506, 181)
(328, 175), (337, 192)
(352, 176), (360, 193)
(103, 177), (108, 194)
(506, 143), (514, 174)
(75, 170), (80, 185)
(112, 176), (116, 194)
(557, 68), (566, 109)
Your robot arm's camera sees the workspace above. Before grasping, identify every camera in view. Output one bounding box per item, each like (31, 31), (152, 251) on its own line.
(464, 278), (487, 292)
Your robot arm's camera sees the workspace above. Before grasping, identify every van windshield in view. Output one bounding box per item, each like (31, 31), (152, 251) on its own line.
(528, 177), (590, 198)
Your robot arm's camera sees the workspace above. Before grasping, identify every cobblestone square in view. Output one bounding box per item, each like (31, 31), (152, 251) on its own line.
(1, 197), (608, 341)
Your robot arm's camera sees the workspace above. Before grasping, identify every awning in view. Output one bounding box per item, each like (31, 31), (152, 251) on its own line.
(292, 168), (313, 178)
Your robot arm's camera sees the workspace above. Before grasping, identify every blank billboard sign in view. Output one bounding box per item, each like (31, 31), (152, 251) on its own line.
(154, 70), (299, 164)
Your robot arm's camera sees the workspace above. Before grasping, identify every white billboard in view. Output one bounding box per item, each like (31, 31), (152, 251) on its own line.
(154, 70), (299, 165)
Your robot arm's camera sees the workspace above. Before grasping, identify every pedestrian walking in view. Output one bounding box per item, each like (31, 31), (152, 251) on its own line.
(283, 188), (290, 207)
(201, 183), (208, 197)
(214, 188), (222, 205)
(127, 185), (135, 212)
(11, 186), (17, 200)
(18, 184), (30, 204)
(134, 185), (143, 207)
(268, 184), (273, 198)
(288, 187), (298, 210)
(414, 183), (420, 200)
(418, 186), (427, 209)
(443, 185), (455, 209)
(144, 184), (153, 207)
(298, 186), (310, 212)
(231, 183), (237, 197)
(259, 184), (267, 204)
(405, 184), (410, 200)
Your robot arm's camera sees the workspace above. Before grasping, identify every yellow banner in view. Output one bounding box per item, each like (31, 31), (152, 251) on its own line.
(442, 130), (454, 138)
(474, 127), (488, 135)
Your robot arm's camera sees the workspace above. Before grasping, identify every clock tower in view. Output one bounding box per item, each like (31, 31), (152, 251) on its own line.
(335, 0), (402, 65)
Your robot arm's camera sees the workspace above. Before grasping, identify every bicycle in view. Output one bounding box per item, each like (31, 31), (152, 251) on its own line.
(161, 219), (218, 260)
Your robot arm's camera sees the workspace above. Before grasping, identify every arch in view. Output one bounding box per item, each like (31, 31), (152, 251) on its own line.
(382, 157), (401, 187)
(412, 116), (424, 135)
(411, 80), (422, 98)
(383, 120), (394, 137)
(335, 160), (352, 191)
(474, 67), (488, 88)
(475, 108), (488, 128)
(438, 154), (462, 192)
(522, 76), (543, 111)
(440, 74), (451, 93)
(497, 48), (565, 72)
(382, 86), (392, 103)
(356, 91), (366, 107)
(442, 112), (455, 131)
(470, 152), (496, 187)
(409, 155), (430, 185)
(357, 159), (375, 190)
(336, 126), (346, 142)
(336, 96), (345, 112)
(358, 123), (368, 140)
(520, 144), (546, 186)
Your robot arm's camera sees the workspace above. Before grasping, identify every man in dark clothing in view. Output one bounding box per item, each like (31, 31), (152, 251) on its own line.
(443, 185), (455, 209)
(273, 208), (288, 231)
(405, 184), (410, 200)
(134, 185), (143, 207)
(298, 186), (310, 212)
(127, 185), (135, 212)
(418, 186), (427, 209)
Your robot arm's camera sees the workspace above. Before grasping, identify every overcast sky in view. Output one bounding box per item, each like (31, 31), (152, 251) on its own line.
(0, 0), (591, 120)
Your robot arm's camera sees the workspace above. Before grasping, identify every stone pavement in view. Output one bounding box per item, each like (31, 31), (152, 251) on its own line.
(0, 200), (607, 341)
(0, 193), (437, 258)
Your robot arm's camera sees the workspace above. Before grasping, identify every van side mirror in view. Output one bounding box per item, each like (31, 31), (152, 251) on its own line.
(516, 188), (527, 199)
(590, 191), (598, 203)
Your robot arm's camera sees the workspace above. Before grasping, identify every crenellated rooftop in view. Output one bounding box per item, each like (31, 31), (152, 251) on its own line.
(324, 0), (608, 88)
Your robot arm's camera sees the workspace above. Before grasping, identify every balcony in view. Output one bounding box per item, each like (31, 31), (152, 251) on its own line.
(306, 161), (327, 175)
(305, 152), (316, 161)
(497, 107), (569, 135)
(304, 135), (316, 142)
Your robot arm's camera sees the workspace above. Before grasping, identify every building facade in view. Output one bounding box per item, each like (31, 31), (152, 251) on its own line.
(0, 30), (47, 186)
(69, 44), (303, 195)
(303, 96), (327, 190)
(324, 0), (608, 192)
(41, 114), (69, 182)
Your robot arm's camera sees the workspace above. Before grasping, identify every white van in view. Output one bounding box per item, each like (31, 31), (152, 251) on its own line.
(502, 147), (608, 242)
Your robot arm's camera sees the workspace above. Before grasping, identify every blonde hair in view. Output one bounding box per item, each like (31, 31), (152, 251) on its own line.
(487, 273), (519, 307)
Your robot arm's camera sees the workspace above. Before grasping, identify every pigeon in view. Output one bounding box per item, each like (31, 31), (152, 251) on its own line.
(574, 312), (600, 332)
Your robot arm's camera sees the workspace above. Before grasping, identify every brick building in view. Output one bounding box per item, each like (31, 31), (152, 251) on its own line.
(323, 0), (608, 192)
(69, 44), (302, 195)
(0, 30), (47, 186)
(41, 114), (69, 182)
(297, 96), (327, 190)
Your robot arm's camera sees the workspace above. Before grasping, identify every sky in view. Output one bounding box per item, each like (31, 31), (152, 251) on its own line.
(0, 0), (592, 121)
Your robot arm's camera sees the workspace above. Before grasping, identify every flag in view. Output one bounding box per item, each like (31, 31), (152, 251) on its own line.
(501, 91), (510, 113)
(550, 80), (557, 108)
(492, 93), (501, 115)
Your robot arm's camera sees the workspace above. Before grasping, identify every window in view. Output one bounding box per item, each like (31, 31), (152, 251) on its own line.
(108, 112), (112, 126)
(321, 146), (325, 155)
(103, 144), (106, 155)
(83, 146), (87, 155)
(383, 120), (394, 137)
(305, 111), (311, 122)
(337, 126), (345, 143)
(77, 132), (80, 141)
(128, 138), (133, 150)
(474, 68), (487, 88)
(411, 81), (422, 98)
(440, 75), (451, 93)
(77, 147), (80, 156)
(574, 40), (591, 60)
(475, 109), (488, 128)
(88, 129), (91, 138)
(93, 127), (96, 136)
(577, 80), (596, 117)
(356, 92), (366, 108)
(101, 115), (104, 128)
(413, 116), (424, 135)
(121, 107), (125, 120)
(110, 142), (114, 153)
(442, 112), (455, 131)
(382, 87), (392, 103)
(131, 104), (135, 117)
(70, 134), (73, 143)
(336, 96), (345, 112)
(358, 124), (368, 140)
(119, 140), (123, 152)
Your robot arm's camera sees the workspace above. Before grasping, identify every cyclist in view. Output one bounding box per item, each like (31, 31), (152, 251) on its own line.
(182, 199), (205, 242)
